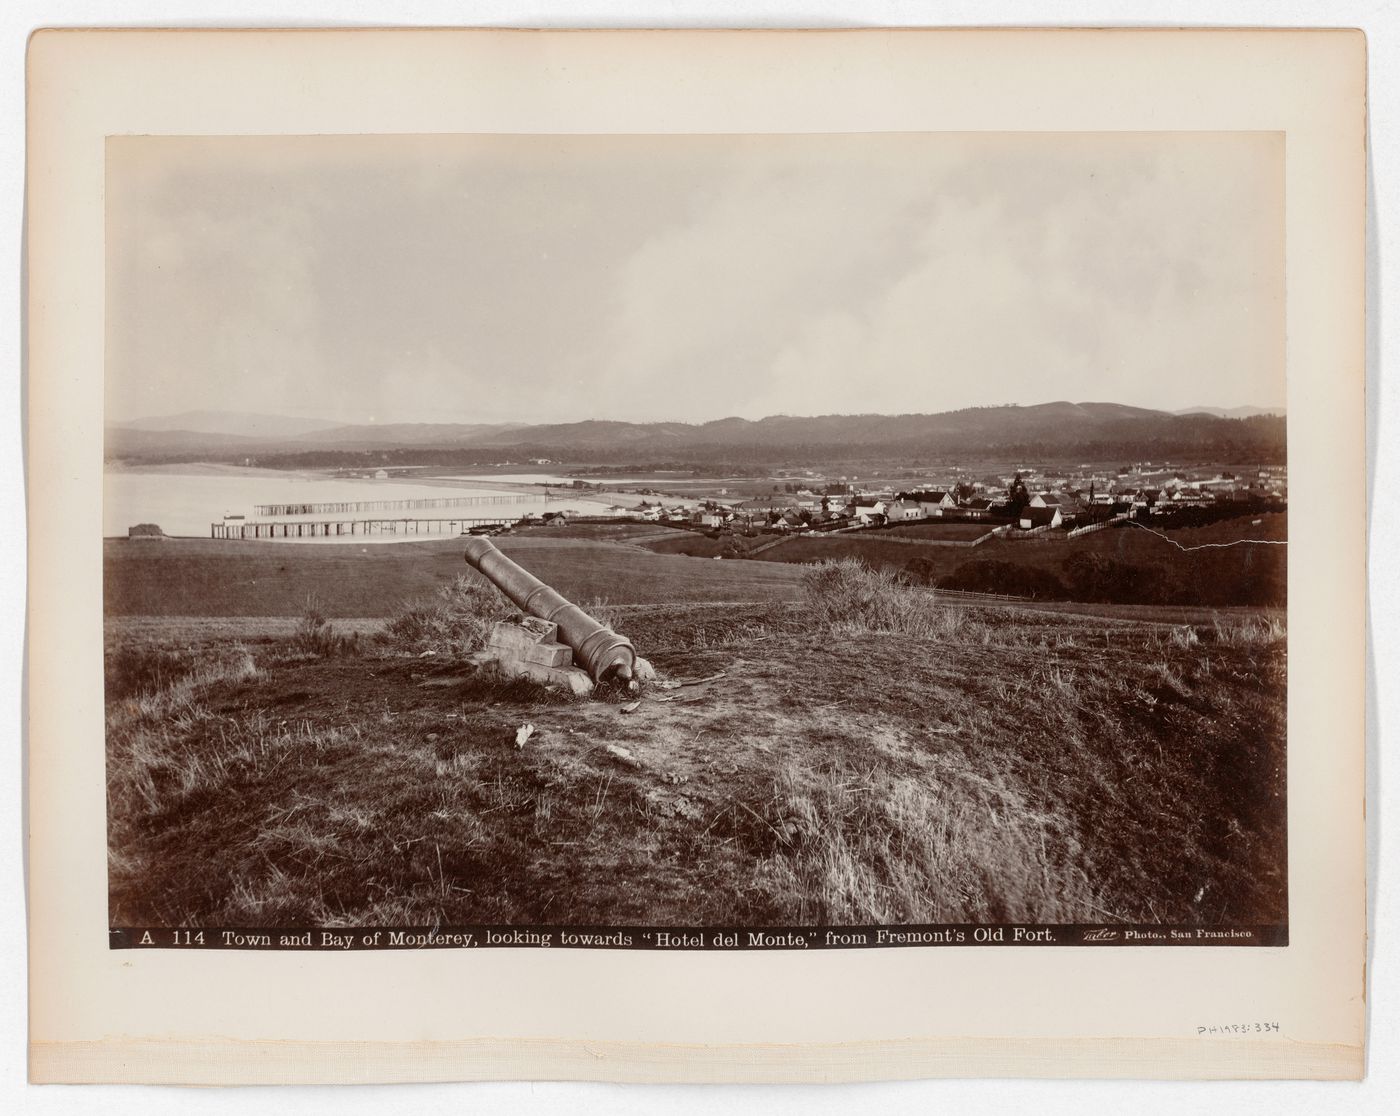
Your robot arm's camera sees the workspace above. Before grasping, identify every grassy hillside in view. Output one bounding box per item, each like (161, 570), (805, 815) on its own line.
(104, 536), (804, 617)
(754, 514), (1287, 606)
(106, 561), (1286, 929)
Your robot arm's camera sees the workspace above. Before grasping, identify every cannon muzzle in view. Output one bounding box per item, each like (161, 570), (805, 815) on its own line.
(463, 537), (637, 684)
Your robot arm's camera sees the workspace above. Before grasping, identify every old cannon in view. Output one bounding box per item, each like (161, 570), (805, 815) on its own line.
(463, 536), (640, 689)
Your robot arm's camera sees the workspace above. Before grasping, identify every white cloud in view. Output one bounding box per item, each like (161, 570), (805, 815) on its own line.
(106, 132), (1283, 425)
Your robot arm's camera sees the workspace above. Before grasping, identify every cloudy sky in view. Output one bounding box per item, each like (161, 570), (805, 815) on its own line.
(106, 131), (1283, 426)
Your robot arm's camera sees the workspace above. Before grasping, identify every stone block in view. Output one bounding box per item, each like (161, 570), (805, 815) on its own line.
(524, 641), (573, 668)
(517, 616), (558, 640)
(486, 656), (594, 697)
(481, 617), (593, 694)
(487, 618), (558, 656)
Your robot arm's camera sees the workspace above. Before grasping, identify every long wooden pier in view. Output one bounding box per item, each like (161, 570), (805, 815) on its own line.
(253, 493), (544, 516)
(211, 516), (512, 540)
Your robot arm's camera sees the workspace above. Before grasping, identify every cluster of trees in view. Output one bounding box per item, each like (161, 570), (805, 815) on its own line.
(1007, 472), (1031, 517)
(1144, 497), (1284, 530)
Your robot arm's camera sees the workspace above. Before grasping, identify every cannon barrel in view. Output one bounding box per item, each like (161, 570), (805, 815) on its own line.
(463, 537), (636, 684)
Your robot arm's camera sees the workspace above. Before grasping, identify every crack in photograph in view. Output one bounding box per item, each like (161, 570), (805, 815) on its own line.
(102, 130), (1287, 949)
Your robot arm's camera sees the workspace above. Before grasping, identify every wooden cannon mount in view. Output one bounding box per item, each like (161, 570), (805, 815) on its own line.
(462, 537), (654, 696)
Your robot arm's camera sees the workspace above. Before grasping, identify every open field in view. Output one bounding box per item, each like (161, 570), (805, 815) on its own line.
(509, 522), (688, 543)
(104, 536), (805, 617)
(106, 555), (1286, 929)
(636, 531), (770, 559)
(881, 521), (999, 541)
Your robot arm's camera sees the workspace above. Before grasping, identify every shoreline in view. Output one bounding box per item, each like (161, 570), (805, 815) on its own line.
(103, 461), (699, 512)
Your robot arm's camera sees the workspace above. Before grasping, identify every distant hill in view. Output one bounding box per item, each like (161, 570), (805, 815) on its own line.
(107, 412), (527, 456)
(298, 421), (528, 446)
(446, 402), (1196, 450)
(1174, 405), (1285, 419)
(112, 410), (344, 439)
(106, 402), (1287, 465)
(105, 427), (263, 457)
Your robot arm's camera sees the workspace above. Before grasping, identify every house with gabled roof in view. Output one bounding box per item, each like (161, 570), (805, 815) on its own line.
(899, 489), (957, 517)
(850, 498), (887, 525)
(1017, 506), (1062, 530)
(886, 498), (924, 522)
(1030, 491), (1084, 521)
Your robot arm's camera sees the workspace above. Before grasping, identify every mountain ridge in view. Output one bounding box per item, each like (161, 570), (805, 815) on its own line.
(106, 402), (1287, 465)
(111, 410), (346, 439)
(1173, 405), (1285, 419)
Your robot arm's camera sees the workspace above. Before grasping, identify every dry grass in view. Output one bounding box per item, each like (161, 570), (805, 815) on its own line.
(105, 577), (1287, 929)
(106, 639), (261, 703)
(801, 558), (966, 641)
(378, 572), (517, 655)
(291, 595), (361, 658)
(1208, 612), (1287, 647)
(750, 755), (1098, 923)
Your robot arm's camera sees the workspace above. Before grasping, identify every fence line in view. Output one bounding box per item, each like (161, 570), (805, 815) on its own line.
(1003, 523), (1058, 539)
(853, 531), (1000, 548)
(925, 587), (1030, 603)
(755, 527), (1004, 553)
(1066, 513), (1133, 539)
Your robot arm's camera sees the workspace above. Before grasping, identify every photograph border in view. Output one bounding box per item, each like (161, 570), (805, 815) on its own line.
(26, 26), (1366, 1083)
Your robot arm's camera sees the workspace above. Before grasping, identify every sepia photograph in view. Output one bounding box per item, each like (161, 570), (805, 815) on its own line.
(23, 21), (1373, 1086)
(100, 129), (1290, 946)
